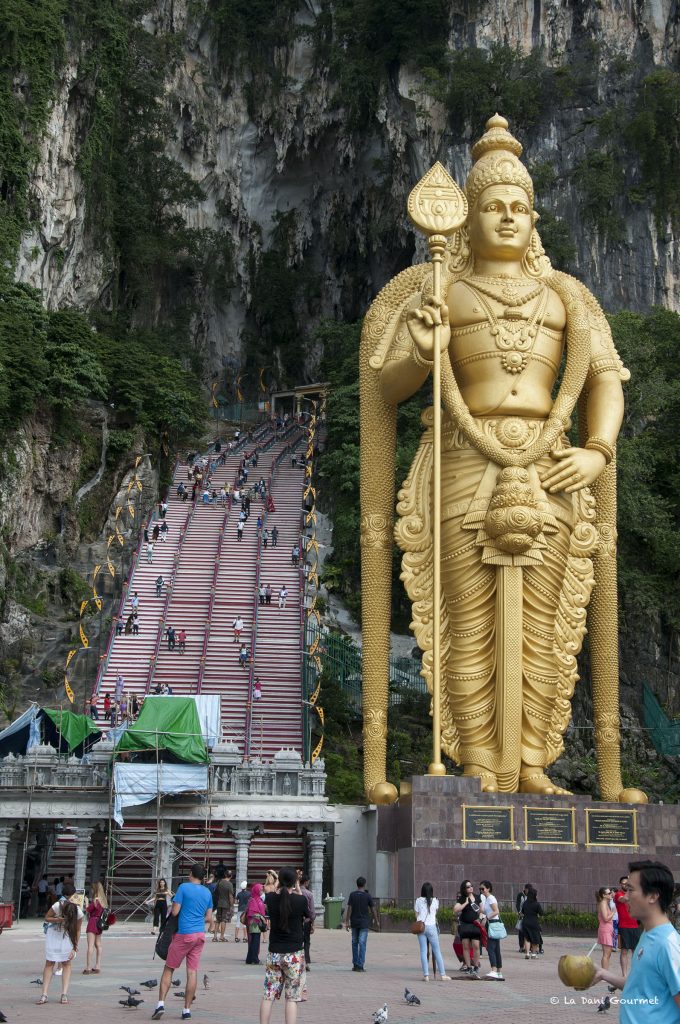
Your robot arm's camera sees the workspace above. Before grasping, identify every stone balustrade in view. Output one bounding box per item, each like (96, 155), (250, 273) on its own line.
(0, 741), (327, 803)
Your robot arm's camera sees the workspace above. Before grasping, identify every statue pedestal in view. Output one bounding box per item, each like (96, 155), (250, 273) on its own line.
(377, 775), (678, 907)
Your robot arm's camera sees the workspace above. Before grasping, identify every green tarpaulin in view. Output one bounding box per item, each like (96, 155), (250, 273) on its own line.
(43, 709), (101, 752)
(115, 697), (208, 763)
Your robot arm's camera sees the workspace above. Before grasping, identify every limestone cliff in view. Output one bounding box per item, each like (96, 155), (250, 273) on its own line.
(13, 0), (680, 381)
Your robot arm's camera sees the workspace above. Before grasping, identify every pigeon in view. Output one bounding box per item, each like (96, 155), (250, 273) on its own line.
(30, 979), (43, 985)
(171, 979), (181, 987)
(372, 1005), (388, 1024)
(120, 987), (141, 996)
(203, 974), (209, 990)
(140, 980), (158, 989)
(0, 1011), (7, 1023)
(597, 996), (611, 1014)
(173, 993), (196, 1002)
(119, 996), (144, 1009)
(404, 988), (421, 1006)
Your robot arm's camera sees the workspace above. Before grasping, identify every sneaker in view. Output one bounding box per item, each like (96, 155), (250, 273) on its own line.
(485, 971), (499, 979)
(151, 1006), (165, 1020)
(181, 1013), (191, 1021)
(525, 954), (531, 960)
(458, 963), (468, 972)
(469, 968), (480, 979)
(530, 953), (538, 959)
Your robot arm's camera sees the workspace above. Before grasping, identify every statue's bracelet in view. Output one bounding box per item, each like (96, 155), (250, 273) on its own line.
(585, 437), (614, 465)
(412, 346), (434, 370)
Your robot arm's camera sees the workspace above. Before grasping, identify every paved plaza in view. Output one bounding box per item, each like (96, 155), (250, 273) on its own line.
(1, 922), (619, 1023)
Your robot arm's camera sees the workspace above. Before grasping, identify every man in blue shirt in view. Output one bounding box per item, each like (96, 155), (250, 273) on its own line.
(152, 864), (213, 1021)
(592, 860), (680, 1023)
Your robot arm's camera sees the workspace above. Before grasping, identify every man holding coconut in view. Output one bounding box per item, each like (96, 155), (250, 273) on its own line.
(591, 861), (680, 1022)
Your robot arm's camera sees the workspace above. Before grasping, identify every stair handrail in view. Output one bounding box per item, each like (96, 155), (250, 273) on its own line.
(144, 499), (198, 694)
(196, 504), (231, 693)
(244, 433), (305, 756)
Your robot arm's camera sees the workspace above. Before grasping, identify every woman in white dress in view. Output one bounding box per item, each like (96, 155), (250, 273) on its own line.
(37, 892), (83, 1004)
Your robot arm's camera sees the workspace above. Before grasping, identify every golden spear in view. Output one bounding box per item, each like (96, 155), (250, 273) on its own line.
(407, 163), (467, 776)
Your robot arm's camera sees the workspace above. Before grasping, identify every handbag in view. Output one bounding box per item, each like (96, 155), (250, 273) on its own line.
(411, 920), (425, 935)
(154, 914), (179, 961)
(488, 919), (507, 940)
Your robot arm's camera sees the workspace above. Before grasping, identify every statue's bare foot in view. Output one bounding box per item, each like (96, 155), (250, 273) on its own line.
(519, 771), (571, 796)
(464, 765), (498, 793)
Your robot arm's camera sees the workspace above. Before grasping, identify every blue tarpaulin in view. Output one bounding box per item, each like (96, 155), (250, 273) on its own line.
(113, 763), (209, 825)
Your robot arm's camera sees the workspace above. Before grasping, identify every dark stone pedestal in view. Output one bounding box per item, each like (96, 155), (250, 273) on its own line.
(377, 775), (679, 908)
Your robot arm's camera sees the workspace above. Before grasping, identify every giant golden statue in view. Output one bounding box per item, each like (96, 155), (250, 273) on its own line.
(360, 115), (646, 805)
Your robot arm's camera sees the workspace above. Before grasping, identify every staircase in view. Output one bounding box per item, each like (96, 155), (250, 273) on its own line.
(95, 427), (307, 764)
(201, 436), (291, 750)
(97, 469), (191, 705)
(247, 439), (306, 760)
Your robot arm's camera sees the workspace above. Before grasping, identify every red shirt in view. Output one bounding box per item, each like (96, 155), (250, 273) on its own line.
(614, 889), (638, 929)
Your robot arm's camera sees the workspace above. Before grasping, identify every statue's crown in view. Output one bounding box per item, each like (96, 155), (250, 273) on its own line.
(465, 114), (534, 208)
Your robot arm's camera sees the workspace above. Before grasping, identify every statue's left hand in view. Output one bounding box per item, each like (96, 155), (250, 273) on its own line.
(540, 447), (606, 494)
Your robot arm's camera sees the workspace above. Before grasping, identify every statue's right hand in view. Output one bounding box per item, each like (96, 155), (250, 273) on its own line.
(406, 297), (451, 361)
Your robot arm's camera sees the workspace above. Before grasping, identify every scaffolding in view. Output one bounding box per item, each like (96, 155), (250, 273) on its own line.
(104, 725), (215, 921)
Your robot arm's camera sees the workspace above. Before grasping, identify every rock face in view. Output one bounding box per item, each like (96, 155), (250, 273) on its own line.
(0, 414), (83, 553)
(14, 0), (680, 373)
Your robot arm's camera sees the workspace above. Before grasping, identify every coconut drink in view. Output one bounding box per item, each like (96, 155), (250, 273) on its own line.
(558, 955), (597, 990)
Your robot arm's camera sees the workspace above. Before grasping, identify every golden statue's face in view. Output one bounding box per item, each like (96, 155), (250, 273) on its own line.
(467, 184), (534, 262)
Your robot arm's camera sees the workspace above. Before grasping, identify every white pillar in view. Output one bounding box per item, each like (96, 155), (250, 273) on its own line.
(73, 826), (92, 890)
(0, 825), (13, 902)
(157, 822), (174, 888)
(307, 828), (325, 916)
(231, 827), (253, 886)
(90, 827), (106, 885)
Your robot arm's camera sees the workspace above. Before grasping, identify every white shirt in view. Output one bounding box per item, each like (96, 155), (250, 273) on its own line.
(480, 893), (500, 920)
(415, 895), (439, 928)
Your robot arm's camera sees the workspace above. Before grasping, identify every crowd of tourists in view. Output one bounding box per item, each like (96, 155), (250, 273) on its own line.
(22, 858), (680, 1023)
(33, 862), (317, 1023)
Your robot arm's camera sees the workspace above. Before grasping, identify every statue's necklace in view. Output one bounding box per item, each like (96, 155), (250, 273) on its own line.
(461, 280), (549, 375)
(465, 275), (545, 307)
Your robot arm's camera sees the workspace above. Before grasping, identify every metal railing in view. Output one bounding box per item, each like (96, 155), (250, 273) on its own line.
(303, 620), (427, 710)
(643, 683), (680, 756)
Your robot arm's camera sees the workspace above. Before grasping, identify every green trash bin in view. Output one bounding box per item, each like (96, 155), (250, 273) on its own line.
(323, 895), (344, 930)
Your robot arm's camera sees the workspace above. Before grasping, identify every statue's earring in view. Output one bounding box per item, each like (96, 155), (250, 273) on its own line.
(521, 228), (551, 278)
(446, 225), (472, 275)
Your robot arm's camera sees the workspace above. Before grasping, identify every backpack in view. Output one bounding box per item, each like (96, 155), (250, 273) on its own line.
(154, 914), (179, 960)
(95, 901), (117, 932)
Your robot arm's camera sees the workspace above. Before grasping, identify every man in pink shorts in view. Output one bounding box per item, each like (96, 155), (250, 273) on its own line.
(152, 864), (213, 1021)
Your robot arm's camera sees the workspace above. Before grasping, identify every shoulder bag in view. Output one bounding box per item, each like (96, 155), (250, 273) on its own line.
(154, 914), (179, 960)
(411, 920), (425, 935)
(488, 919), (507, 940)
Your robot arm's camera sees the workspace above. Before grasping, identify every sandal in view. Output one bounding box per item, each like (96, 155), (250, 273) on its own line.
(61, 995), (69, 1003)
(92, 968), (100, 973)
(36, 995), (48, 1005)
(82, 969), (92, 975)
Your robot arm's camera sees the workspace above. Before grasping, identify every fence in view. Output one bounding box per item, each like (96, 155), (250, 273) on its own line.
(643, 683), (680, 756)
(303, 620), (427, 712)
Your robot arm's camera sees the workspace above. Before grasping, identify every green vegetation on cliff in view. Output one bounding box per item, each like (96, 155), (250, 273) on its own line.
(0, 271), (205, 446)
